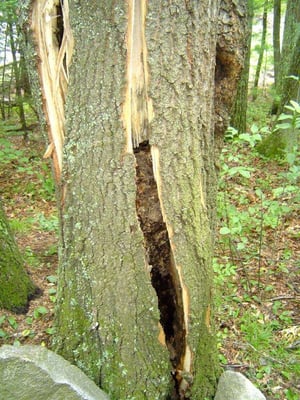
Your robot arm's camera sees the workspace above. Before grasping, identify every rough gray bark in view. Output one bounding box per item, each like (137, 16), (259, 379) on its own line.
(231, 0), (254, 133)
(26, 0), (247, 399)
(0, 201), (36, 313)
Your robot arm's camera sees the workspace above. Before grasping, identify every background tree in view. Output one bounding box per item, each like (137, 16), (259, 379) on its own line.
(231, 0), (254, 133)
(0, 0), (31, 135)
(272, 0), (281, 90)
(272, 0), (300, 115)
(0, 200), (37, 312)
(252, 0), (269, 100)
(25, 0), (247, 399)
(258, 0), (299, 157)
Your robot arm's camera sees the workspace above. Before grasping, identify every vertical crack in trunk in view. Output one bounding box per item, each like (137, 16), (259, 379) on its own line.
(134, 141), (190, 399)
(123, 2), (191, 398)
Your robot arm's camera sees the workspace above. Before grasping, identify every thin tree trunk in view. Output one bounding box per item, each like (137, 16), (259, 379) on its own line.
(0, 31), (9, 120)
(273, 0), (281, 90)
(7, 22), (27, 135)
(252, 0), (269, 99)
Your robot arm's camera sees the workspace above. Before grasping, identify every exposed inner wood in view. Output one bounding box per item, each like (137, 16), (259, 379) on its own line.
(122, 0), (153, 153)
(123, 1), (191, 397)
(134, 141), (189, 398)
(31, 0), (73, 182)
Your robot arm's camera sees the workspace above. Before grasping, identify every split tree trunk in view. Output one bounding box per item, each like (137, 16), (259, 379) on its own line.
(27, 0), (247, 399)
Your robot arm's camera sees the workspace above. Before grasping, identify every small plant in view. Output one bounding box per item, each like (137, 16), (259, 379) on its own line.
(24, 246), (40, 268)
(46, 275), (58, 284)
(33, 306), (48, 319)
(0, 315), (8, 339)
(45, 327), (56, 335)
(35, 212), (58, 232)
(48, 288), (57, 303)
(275, 100), (300, 132)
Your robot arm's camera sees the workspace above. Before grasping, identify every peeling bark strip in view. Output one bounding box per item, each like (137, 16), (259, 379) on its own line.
(31, 0), (73, 181)
(124, 2), (191, 397)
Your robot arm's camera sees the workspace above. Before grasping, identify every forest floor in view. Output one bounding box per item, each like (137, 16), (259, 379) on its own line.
(0, 130), (58, 347)
(0, 112), (299, 399)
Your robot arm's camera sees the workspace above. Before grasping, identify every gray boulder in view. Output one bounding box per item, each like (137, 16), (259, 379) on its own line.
(0, 344), (109, 400)
(214, 370), (266, 400)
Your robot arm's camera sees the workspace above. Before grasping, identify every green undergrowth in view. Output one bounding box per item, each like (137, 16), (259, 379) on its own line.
(0, 117), (58, 344)
(0, 118), (58, 265)
(214, 103), (300, 399)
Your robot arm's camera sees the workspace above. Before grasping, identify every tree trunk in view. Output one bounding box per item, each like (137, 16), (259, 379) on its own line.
(279, 0), (300, 82)
(231, 0), (254, 133)
(0, 201), (37, 313)
(275, 0), (300, 115)
(252, 0), (269, 99)
(7, 22), (28, 135)
(273, 0), (281, 90)
(279, 34), (300, 107)
(27, 0), (247, 399)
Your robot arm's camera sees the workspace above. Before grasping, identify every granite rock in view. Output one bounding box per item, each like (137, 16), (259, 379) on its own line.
(0, 345), (109, 400)
(214, 370), (266, 400)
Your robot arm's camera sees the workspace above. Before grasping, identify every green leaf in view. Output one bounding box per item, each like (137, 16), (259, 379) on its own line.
(239, 169), (251, 178)
(22, 329), (33, 337)
(237, 242), (245, 250)
(47, 275), (58, 284)
(290, 100), (300, 113)
(284, 105), (295, 112)
(45, 327), (56, 335)
(0, 329), (7, 338)
(7, 316), (18, 330)
(220, 227), (231, 235)
(25, 317), (33, 325)
(278, 114), (293, 121)
(33, 306), (48, 319)
(276, 122), (292, 130)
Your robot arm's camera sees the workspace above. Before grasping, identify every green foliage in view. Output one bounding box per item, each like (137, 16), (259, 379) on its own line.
(35, 213), (58, 232)
(276, 100), (300, 131)
(0, 0), (18, 23)
(215, 121), (300, 398)
(0, 120), (56, 202)
(257, 99), (300, 158)
(0, 137), (26, 163)
(46, 275), (58, 284)
(33, 306), (48, 319)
